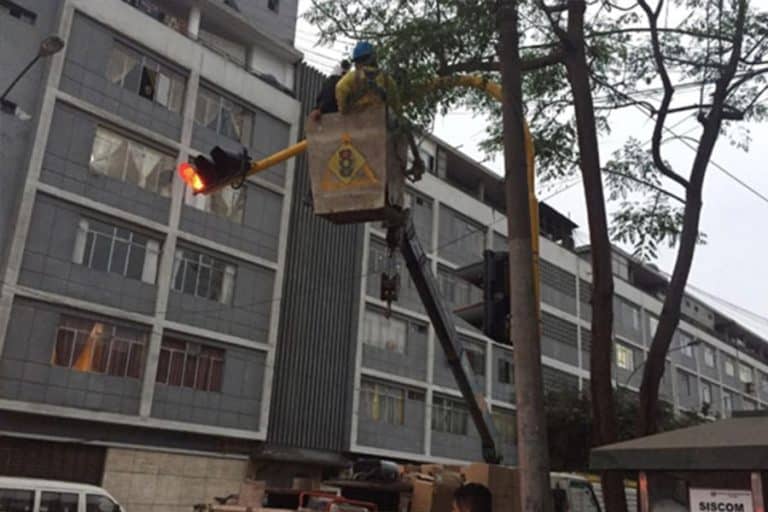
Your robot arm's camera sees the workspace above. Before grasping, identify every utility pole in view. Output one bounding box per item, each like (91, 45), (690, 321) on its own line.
(497, 1), (552, 511)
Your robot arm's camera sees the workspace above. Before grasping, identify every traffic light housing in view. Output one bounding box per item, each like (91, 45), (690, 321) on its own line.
(179, 146), (251, 194)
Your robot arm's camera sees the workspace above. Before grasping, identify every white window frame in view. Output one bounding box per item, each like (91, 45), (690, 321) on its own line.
(73, 218), (160, 283)
(739, 364), (753, 383)
(432, 395), (469, 435)
(615, 344), (634, 371)
(155, 338), (225, 392)
(194, 87), (254, 144)
(701, 381), (712, 405)
(704, 346), (715, 367)
(360, 380), (405, 425)
(184, 183), (247, 224)
(724, 358), (735, 377)
(172, 248), (237, 304)
(723, 393), (733, 417)
(363, 310), (407, 354)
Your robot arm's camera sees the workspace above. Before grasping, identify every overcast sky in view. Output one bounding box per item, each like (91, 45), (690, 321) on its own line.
(293, 3), (768, 337)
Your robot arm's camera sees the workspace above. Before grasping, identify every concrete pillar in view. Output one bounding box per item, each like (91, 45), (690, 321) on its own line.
(187, 2), (201, 39)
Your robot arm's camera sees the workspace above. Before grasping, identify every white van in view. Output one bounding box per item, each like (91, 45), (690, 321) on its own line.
(0, 477), (124, 512)
(551, 473), (603, 512)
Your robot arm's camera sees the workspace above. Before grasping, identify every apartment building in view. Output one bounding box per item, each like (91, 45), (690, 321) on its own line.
(0, 0), (301, 509)
(2, 0), (768, 510)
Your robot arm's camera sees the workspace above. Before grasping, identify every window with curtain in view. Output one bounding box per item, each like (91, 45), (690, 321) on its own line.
(363, 310), (406, 354)
(89, 126), (174, 197)
(194, 87), (254, 145)
(52, 315), (146, 379)
(432, 395), (468, 435)
(360, 380), (405, 425)
(155, 337), (225, 392)
(184, 180), (246, 223)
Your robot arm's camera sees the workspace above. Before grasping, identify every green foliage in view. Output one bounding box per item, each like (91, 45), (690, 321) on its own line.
(545, 387), (708, 471)
(305, 0), (768, 263)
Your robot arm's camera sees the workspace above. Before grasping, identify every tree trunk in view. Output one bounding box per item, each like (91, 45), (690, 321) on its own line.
(562, 1), (626, 511)
(498, 1), (552, 511)
(637, 0), (747, 437)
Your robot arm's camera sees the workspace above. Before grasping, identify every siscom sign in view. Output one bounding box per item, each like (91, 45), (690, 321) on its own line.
(689, 488), (753, 512)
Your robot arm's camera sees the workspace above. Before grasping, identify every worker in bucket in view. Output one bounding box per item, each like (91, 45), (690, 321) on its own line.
(335, 41), (400, 114)
(335, 41), (424, 180)
(309, 59), (351, 122)
(452, 483), (492, 512)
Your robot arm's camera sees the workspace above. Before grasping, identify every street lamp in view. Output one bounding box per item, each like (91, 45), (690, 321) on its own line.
(622, 339), (702, 387)
(0, 35), (65, 102)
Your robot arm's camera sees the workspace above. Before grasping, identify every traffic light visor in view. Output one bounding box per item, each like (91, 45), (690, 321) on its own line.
(178, 161), (205, 193)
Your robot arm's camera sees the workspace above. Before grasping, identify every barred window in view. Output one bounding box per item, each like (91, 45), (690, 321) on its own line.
(363, 310), (406, 354)
(724, 358), (735, 377)
(89, 126), (174, 197)
(195, 87), (253, 145)
(184, 180), (246, 223)
(73, 218), (160, 283)
(155, 337), (224, 392)
(360, 380), (404, 425)
(52, 315), (146, 379)
(106, 41), (185, 113)
(701, 381), (712, 405)
(432, 395), (468, 435)
(172, 248), (236, 304)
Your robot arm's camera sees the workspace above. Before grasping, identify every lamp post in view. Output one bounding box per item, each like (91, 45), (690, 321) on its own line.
(622, 339), (702, 387)
(1, 35), (65, 102)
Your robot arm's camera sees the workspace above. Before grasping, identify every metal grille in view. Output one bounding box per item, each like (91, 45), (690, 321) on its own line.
(542, 312), (578, 347)
(541, 260), (576, 297)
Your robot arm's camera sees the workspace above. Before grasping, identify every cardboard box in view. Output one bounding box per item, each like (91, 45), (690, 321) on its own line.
(461, 464), (520, 512)
(238, 480), (266, 507)
(411, 474), (462, 512)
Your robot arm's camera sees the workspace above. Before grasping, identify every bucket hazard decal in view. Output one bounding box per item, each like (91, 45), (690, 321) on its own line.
(321, 133), (379, 191)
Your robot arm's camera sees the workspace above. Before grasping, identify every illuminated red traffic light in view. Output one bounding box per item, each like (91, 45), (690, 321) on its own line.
(178, 162), (205, 193)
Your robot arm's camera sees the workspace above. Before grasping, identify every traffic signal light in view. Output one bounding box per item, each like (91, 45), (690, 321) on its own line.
(179, 146), (251, 194)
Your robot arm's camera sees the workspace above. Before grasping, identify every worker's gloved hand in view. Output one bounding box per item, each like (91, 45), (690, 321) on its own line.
(309, 109), (322, 122)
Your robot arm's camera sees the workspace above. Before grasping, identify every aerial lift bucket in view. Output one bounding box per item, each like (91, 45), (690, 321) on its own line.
(305, 105), (406, 224)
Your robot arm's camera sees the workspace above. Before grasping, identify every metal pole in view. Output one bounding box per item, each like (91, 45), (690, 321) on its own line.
(0, 54), (40, 101)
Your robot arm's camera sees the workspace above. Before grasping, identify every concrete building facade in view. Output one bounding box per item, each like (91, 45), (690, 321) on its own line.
(1, 0), (768, 510)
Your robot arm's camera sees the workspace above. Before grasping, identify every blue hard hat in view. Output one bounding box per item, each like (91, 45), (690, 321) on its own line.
(352, 41), (375, 61)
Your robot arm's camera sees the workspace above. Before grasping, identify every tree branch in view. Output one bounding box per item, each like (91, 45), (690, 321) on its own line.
(442, 49), (564, 74)
(588, 27), (735, 42)
(603, 169), (686, 203)
(637, 0), (690, 190)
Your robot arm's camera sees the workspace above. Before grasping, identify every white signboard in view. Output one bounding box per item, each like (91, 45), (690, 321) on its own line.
(689, 488), (753, 512)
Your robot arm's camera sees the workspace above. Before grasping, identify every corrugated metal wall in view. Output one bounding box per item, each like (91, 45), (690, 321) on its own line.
(267, 63), (364, 452)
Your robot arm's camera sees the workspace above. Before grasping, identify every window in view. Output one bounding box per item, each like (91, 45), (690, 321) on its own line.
(680, 372), (692, 396)
(465, 347), (485, 376)
(724, 358), (735, 377)
(184, 183), (246, 223)
(739, 364), (753, 383)
(611, 253), (629, 280)
(195, 88), (253, 145)
(432, 395), (468, 435)
(360, 380), (404, 425)
(172, 248), (236, 304)
(498, 359), (512, 384)
(701, 381), (712, 405)
(86, 495), (119, 512)
(41, 492), (78, 512)
(0, 489), (34, 512)
(569, 482), (601, 512)
(704, 346), (715, 367)
(762, 375), (768, 396)
(89, 127), (174, 197)
(73, 218), (159, 283)
(723, 393), (733, 417)
(615, 344), (634, 371)
(106, 42), (185, 113)
(52, 316), (147, 379)
(492, 410), (516, 444)
(363, 310), (407, 354)
(155, 337), (224, 392)
(1, 0), (36, 24)
(648, 316), (658, 339)
(267, 0), (279, 12)
(679, 332), (694, 358)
